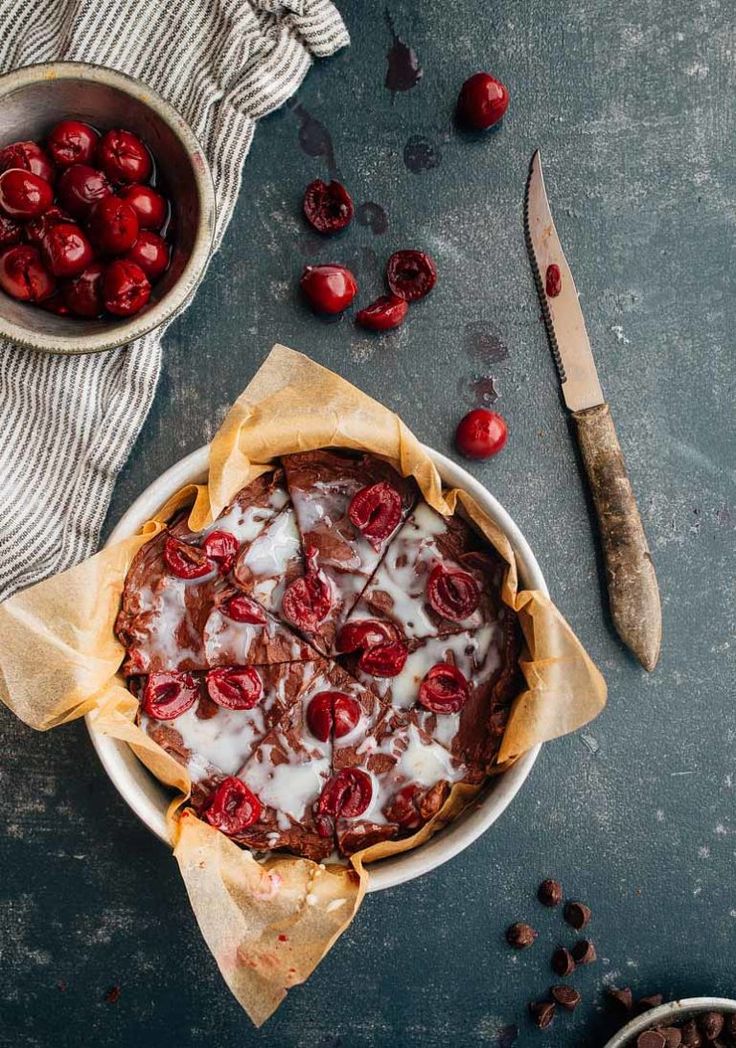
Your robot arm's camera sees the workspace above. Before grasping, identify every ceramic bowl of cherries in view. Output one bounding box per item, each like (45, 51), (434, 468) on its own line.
(0, 121), (171, 321)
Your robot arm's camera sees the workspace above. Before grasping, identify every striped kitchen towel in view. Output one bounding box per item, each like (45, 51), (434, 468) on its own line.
(0, 0), (348, 600)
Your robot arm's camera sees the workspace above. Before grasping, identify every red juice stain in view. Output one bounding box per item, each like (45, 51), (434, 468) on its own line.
(290, 101), (337, 176)
(470, 375), (500, 406)
(356, 201), (388, 234)
(278, 934), (288, 942)
(385, 9), (423, 97)
(403, 135), (441, 173)
(463, 322), (509, 364)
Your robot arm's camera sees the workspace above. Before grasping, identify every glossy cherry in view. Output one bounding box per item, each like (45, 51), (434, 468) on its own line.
(0, 169), (53, 219)
(25, 206), (70, 244)
(318, 768), (372, 820)
(418, 662), (470, 713)
(206, 667), (263, 710)
(0, 213), (22, 249)
(40, 222), (94, 278)
(455, 408), (508, 460)
(301, 264), (357, 314)
(306, 691), (361, 742)
(46, 120), (99, 167)
(456, 72), (509, 130)
(0, 141), (54, 183)
(163, 535), (212, 579)
(57, 164), (112, 219)
(62, 262), (105, 317)
(336, 618), (398, 654)
(0, 245), (55, 301)
(356, 294), (408, 331)
(125, 230), (169, 279)
(545, 263), (562, 297)
(97, 128), (152, 183)
(39, 292), (70, 316)
(282, 547), (332, 630)
(202, 530), (239, 575)
(348, 481), (402, 549)
(220, 593), (268, 624)
(359, 640), (408, 677)
(204, 777), (262, 834)
(88, 196), (139, 254)
(303, 179), (354, 234)
(386, 249), (436, 302)
(384, 784), (423, 829)
(141, 671), (199, 720)
(102, 259), (151, 316)
(119, 183), (167, 229)
(426, 563), (480, 621)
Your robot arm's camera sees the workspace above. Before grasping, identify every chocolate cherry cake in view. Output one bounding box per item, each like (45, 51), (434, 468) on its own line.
(116, 450), (522, 862)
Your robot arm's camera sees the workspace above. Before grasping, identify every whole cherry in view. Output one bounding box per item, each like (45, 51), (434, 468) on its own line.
(0, 213), (22, 249)
(102, 259), (151, 316)
(97, 128), (152, 183)
(118, 183), (167, 230)
(57, 164), (112, 219)
(0, 141), (54, 183)
(457, 72), (509, 130)
(41, 222), (94, 278)
(0, 169), (54, 219)
(46, 120), (99, 168)
(455, 408), (508, 459)
(301, 263), (357, 315)
(89, 196), (139, 254)
(62, 261), (105, 317)
(126, 230), (169, 279)
(26, 206), (70, 244)
(0, 245), (55, 301)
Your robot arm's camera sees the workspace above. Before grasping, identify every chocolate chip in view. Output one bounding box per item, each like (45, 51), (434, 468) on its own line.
(638, 994), (665, 1012)
(550, 985), (581, 1011)
(538, 879), (563, 907)
(570, 938), (597, 965)
(607, 986), (634, 1012)
(563, 900), (591, 930)
(505, 922), (537, 949)
(551, 946), (575, 976)
(529, 1001), (556, 1029)
(699, 1012), (725, 1040)
(660, 1028), (682, 1048)
(637, 1032), (666, 1048)
(680, 1019), (703, 1047)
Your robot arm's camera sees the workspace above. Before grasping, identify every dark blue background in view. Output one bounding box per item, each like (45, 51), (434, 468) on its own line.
(2, 2), (734, 1045)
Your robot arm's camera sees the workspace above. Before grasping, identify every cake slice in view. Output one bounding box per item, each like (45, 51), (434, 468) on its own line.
(280, 450), (417, 654)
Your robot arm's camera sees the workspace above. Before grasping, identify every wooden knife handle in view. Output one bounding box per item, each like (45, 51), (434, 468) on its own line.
(572, 402), (662, 671)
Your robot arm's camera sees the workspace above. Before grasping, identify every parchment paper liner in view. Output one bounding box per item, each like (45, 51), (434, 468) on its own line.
(0, 344), (606, 1025)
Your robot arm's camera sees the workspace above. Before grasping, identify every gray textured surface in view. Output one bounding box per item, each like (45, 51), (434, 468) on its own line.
(2, 2), (735, 1045)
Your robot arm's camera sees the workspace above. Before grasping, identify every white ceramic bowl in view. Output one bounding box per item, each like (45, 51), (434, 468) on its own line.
(604, 997), (736, 1047)
(86, 444), (546, 892)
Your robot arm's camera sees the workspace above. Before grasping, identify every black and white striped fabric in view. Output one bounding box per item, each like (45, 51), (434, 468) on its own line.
(0, 0), (348, 600)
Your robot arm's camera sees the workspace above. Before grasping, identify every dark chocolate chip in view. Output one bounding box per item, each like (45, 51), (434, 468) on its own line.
(550, 985), (581, 1011)
(529, 1001), (556, 1029)
(680, 1019), (703, 1047)
(506, 922), (538, 949)
(700, 1012), (725, 1040)
(637, 1032), (666, 1048)
(538, 879), (563, 907)
(564, 900), (591, 930)
(551, 946), (575, 976)
(660, 1028), (683, 1048)
(607, 986), (634, 1012)
(570, 939), (597, 965)
(638, 994), (665, 1012)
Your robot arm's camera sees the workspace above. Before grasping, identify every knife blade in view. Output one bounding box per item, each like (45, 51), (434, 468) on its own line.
(524, 149), (662, 671)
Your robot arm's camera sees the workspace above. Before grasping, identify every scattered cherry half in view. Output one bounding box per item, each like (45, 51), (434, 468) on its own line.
(456, 72), (509, 130)
(142, 671), (199, 720)
(202, 530), (239, 575)
(206, 667), (263, 710)
(358, 640), (408, 678)
(318, 768), (373, 823)
(204, 777), (262, 835)
(356, 294), (408, 331)
(383, 783), (423, 829)
(221, 593), (268, 624)
(386, 249), (437, 302)
(418, 662), (470, 714)
(0, 120), (172, 319)
(348, 481), (402, 549)
(336, 618), (399, 654)
(163, 535), (212, 579)
(282, 546), (333, 630)
(455, 408), (508, 460)
(303, 179), (354, 234)
(306, 691), (361, 742)
(426, 563), (481, 621)
(300, 263), (357, 314)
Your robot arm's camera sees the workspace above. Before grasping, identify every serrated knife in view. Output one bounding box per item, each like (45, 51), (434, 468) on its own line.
(524, 149), (661, 671)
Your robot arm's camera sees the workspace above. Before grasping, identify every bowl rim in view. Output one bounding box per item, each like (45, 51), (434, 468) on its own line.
(0, 60), (216, 355)
(86, 442), (546, 892)
(603, 997), (736, 1047)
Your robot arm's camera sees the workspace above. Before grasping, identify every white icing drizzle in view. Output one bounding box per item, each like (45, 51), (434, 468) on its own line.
(143, 704), (266, 781)
(241, 742), (330, 821)
(394, 724), (463, 786)
(238, 508), (301, 611)
(204, 485), (288, 544)
(203, 607), (302, 664)
(135, 576), (203, 667)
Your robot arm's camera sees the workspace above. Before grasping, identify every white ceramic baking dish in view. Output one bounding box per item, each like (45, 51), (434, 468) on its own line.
(86, 443), (546, 892)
